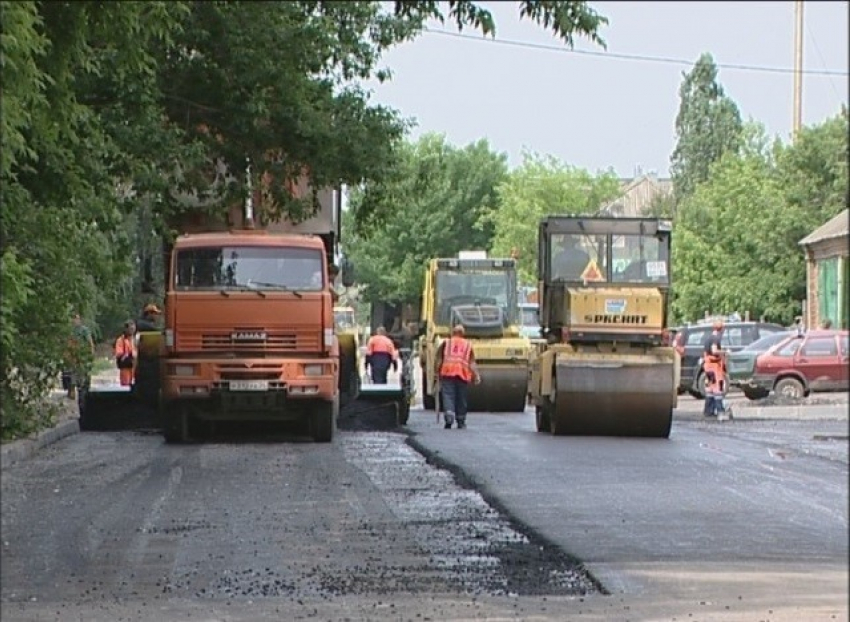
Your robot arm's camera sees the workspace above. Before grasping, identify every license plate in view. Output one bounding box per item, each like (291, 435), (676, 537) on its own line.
(229, 380), (269, 392)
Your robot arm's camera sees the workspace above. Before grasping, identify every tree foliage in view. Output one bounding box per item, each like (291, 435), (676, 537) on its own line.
(484, 152), (621, 283)
(345, 134), (509, 304)
(0, 0), (605, 439)
(671, 112), (849, 325)
(670, 53), (743, 205)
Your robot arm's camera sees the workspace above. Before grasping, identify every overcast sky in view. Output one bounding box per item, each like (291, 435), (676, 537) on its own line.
(362, 1), (849, 179)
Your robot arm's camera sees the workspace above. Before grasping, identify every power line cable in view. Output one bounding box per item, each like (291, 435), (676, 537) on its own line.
(806, 21), (846, 104)
(422, 27), (850, 78)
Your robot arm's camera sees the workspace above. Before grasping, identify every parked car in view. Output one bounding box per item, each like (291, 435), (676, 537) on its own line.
(727, 331), (796, 399)
(749, 329), (849, 399)
(673, 321), (787, 398)
(519, 302), (541, 340)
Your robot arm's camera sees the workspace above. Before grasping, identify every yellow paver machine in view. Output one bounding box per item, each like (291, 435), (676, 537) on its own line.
(528, 216), (680, 438)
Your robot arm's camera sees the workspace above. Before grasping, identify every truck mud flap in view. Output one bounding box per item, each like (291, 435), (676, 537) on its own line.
(79, 386), (160, 432)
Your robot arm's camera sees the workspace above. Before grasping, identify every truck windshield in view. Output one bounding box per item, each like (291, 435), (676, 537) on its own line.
(435, 269), (517, 325)
(550, 233), (608, 282)
(611, 234), (670, 285)
(174, 246), (324, 291)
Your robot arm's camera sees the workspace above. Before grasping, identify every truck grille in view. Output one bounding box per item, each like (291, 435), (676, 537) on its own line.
(215, 362), (284, 381)
(177, 330), (321, 353)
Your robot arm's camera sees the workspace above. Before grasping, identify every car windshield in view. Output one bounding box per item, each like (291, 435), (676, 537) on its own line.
(435, 268), (517, 325)
(741, 331), (794, 353)
(520, 306), (539, 327)
(174, 246), (324, 291)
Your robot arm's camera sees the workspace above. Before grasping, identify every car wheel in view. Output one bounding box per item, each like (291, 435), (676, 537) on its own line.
(742, 387), (769, 401)
(774, 377), (805, 399)
(693, 370), (706, 399)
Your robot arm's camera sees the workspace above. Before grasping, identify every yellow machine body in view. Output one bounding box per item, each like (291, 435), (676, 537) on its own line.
(418, 254), (532, 413)
(528, 216), (679, 438)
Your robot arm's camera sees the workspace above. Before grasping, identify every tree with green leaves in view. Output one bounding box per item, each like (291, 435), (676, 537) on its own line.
(671, 112), (848, 325)
(669, 53), (743, 205)
(0, 0), (607, 439)
(345, 134), (509, 304)
(484, 151), (621, 283)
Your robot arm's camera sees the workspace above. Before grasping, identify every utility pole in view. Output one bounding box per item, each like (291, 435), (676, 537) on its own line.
(792, 0), (804, 141)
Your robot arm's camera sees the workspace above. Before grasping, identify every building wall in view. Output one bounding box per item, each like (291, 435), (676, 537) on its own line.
(804, 235), (849, 329)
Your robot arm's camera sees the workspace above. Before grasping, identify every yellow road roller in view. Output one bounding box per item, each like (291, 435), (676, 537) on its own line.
(419, 251), (532, 413)
(528, 216), (679, 438)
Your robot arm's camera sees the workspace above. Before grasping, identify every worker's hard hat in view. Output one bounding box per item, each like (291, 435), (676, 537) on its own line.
(144, 303), (162, 315)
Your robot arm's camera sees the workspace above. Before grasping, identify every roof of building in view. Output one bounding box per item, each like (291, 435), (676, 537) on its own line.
(799, 209), (849, 246)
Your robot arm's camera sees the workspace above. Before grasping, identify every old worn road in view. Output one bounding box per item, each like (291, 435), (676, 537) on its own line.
(1, 395), (847, 621)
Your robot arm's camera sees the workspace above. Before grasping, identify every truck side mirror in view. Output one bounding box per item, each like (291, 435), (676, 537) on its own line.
(340, 258), (355, 287)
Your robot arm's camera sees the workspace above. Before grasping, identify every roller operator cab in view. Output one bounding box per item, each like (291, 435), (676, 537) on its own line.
(160, 232), (339, 443)
(529, 216), (680, 438)
(418, 253), (533, 413)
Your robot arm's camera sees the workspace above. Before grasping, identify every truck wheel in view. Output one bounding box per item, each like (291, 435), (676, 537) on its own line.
(398, 401), (410, 426)
(163, 403), (188, 444)
(311, 400), (335, 443)
(421, 365), (435, 410)
(535, 404), (551, 433)
(774, 377), (804, 399)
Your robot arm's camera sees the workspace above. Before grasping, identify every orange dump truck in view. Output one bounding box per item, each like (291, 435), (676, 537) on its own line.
(158, 180), (349, 443)
(160, 233), (337, 443)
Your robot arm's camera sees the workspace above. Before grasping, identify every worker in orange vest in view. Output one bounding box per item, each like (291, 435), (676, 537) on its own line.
(114, 320), (138, 387)
(702, 320), (729, 419)
(365, 326), (398, 384)
(436, 324), (481, 430)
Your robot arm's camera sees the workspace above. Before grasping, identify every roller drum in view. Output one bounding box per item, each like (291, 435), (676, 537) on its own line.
(552, 353), (674, 438)
(466, 364), (529, 413)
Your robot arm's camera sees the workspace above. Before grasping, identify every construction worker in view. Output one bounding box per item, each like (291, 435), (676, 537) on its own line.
(114, 320), (138, 387)
(365, 326), (398, 384)
(552, 235), (590, 281)
(702, 320), (728, 419)
(436, 324), (481, 430)
(136, 303), (161, 332)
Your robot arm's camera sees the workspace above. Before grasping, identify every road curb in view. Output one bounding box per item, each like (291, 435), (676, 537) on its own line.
(1, 418), (80, 468)
(735, 404), (848, 420)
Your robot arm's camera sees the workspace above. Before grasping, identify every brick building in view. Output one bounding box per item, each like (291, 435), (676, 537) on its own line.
(799, 209), (849, 329)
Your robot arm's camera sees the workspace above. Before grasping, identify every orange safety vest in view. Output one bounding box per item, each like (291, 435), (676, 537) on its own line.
(703, 352), (726, 393)
(366, 334), (397, 358)
(114, 335), (137, 363)
(439, 336), (474, 383)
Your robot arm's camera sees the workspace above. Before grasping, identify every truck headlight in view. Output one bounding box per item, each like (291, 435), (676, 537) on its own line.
(304, 364), (324, 377)
(170, 364), (196, 377)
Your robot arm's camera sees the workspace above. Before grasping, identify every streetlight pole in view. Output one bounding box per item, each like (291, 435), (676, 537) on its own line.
(792, 0), (804, 142)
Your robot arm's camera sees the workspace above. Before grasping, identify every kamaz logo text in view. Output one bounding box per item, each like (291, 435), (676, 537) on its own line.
(231, 332), (267, 341)
(584, 314), (648, 325)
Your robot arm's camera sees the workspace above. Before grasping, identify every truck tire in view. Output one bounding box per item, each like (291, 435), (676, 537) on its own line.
(421, 364), (435, 410)
(535, 404), (551, 433)
(311, 400), (335, 443)
(398, 401), (410, 426)
(163, 402), (188, 444)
